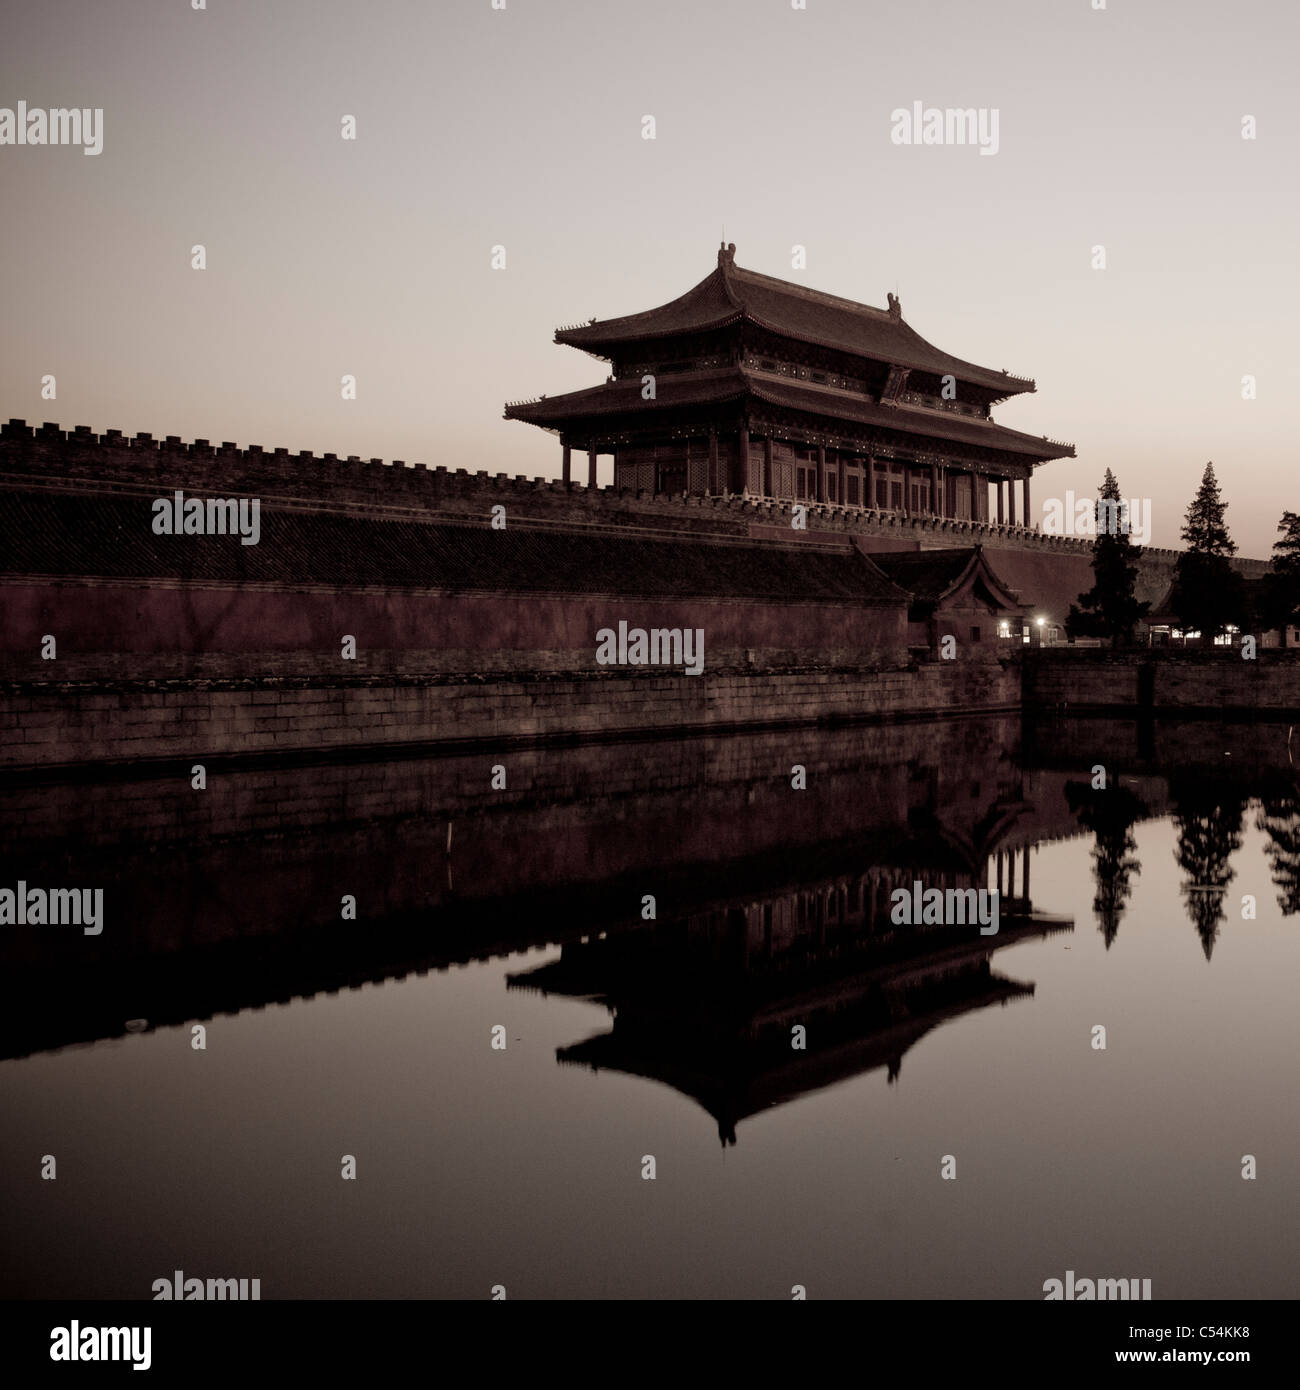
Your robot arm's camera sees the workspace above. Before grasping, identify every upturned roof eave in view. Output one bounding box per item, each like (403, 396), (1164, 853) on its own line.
(556, 307), (1036, 398)
(938, 547), (1028, 612)
(554, 310), (743, 356)
(506, 372), (1075, 461)
(850, 547), (915, 606)
(744, 379), (1074, 460)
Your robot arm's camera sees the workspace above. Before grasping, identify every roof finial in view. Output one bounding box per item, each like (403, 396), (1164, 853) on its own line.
(718, 241), (735, 268)
(887, 291), (901, 318)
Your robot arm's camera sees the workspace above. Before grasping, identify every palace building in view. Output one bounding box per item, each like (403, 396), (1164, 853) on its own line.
(505, 243), (1074, 525)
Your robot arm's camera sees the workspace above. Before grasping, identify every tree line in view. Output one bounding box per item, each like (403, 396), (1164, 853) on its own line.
(1065, 462), (1300, 646)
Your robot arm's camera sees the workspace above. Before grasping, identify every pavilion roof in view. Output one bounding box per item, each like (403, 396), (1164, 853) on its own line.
(554, 246), (1037, 398)
(506, 367), (1075, 461)
(867, 545), (1026, 612)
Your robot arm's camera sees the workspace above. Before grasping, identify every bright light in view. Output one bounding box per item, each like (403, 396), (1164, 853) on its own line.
(1036, 617), (1045, 627)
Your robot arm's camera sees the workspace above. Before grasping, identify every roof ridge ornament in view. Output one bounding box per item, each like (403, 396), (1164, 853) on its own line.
(887, 292), (902, 319)
(718, 241), (736, 268)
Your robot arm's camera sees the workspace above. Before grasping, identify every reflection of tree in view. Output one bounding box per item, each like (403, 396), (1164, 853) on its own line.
(1066, 783), (1147, 948)
(1171, 780), (1246, 961)
(1257, 790), (1300, 916)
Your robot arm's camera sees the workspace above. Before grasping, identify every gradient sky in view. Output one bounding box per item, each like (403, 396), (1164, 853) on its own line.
(2, 0), (1296, 554)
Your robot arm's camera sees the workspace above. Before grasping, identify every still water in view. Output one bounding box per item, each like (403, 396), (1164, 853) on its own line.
(2, 714), (1298, 1299)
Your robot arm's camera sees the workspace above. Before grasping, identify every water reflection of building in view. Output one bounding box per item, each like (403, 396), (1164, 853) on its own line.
(0, 717), (1044, 1060)
(509, 868), (1071, 1146)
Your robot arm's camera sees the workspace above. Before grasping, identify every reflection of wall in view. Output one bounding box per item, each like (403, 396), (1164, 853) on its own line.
(0, 715), (1039, 1061)
(2, 715), (1023, 853)
(1025, 715), (1297, 783)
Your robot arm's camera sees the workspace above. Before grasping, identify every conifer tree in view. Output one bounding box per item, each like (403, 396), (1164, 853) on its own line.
(1066, 468), (1148, 645)
(1171, 462), (1244, 641)
(1259, 511), (1300, 646)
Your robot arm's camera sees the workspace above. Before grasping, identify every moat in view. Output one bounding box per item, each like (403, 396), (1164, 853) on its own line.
(2, 713), (1297, 1299)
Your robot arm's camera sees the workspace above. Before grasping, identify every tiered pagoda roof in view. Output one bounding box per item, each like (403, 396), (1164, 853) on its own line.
(510, 367), (1065, 459)
(505, 244), (1075, 470)
(554, 246), (1035, 399)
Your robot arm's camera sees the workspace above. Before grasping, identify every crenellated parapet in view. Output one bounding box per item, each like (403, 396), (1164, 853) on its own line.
(0, 419), (1269, 580)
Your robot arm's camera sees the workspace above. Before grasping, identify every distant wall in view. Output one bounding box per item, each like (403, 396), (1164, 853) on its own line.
(1024, 648), (1300, 715)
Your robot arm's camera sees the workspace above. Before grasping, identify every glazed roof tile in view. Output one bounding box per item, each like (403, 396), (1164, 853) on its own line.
(0, 487), (909, 605)
(506, 368), (1074, 461)
(555, 251), (1036, 397)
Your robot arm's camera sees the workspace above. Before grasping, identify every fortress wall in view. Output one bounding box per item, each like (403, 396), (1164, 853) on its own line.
(0, 420), (1281, 770)
(7, 420), (1252, 584)
(0, 661), (1020, 772)
(1024, 648), (1300, 715)
(0, 580), (907, 682)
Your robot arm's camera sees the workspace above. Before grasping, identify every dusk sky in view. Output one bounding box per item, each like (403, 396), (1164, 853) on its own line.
(2, 0), (1296, 554)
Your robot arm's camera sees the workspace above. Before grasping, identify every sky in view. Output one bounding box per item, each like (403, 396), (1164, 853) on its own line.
(2, 0), (1297, 555)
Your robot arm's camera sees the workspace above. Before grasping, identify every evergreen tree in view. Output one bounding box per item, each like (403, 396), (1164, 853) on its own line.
(1065, 468), (1149, 645)
(1171, 462), (1244, 641)
(1066, 781), (1146, 947)
(1171, 776), (1245, 961)
(1258, 511), (1300, 647)
(1258, 791), (1300, 915)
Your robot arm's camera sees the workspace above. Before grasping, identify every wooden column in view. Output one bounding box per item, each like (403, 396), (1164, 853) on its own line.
(1023, 476), (1031, 529)
(930, 462), (939, 516)
(587, 446), (598, 489)
(837, 452), (846, 508)
(708, 428), (718, 494)
(562, 443), (571, 485)
(816, 445), (827, 503)
(1008, 475), (1017, 526)
(997, 479), (1005, 525)
(971, 471), (982, 522)
(902, 464), (911, 517)
(763, 436), (773, 498)
(736, 425), (750, 494)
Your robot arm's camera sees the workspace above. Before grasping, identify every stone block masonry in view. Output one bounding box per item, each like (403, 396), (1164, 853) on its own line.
(0, 664), (1020, 774)
(0, 419), (1270, 616)
(1023, 648), (1300, 717)
(0, 418), (1279, 773)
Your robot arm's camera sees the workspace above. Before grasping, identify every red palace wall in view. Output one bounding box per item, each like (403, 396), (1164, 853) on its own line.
(0, 581), (909, 681)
